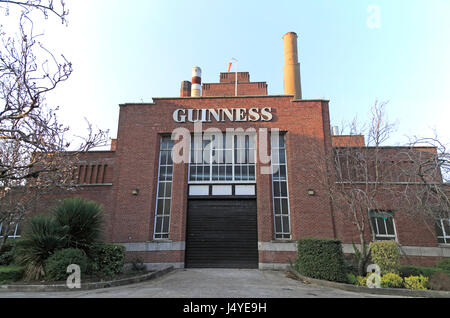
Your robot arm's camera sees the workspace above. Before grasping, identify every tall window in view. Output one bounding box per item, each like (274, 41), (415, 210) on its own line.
(154, 136), (174, 240)
(436, 218), (450, 245)
(271, 133), (291, 240)
(0, 223), (21, 239)
(370, 210), (397, 241)
(189, 133), (256, 183)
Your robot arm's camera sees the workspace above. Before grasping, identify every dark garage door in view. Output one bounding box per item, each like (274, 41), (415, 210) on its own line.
(185, 199), (258, 268)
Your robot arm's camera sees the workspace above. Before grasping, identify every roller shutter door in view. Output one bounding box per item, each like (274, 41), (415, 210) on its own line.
(185, 199), (258, 268)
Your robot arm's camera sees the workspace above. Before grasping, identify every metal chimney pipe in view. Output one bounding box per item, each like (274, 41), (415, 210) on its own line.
(191, 67), (202, 97)
(283, 32), (302, 99)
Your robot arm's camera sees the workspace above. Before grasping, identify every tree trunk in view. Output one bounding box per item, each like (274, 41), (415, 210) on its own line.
(357, 233), (369, 276)
(0, 228), (9, 251)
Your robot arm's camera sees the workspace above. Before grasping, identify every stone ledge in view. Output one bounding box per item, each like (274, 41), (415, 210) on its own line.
(0, 266), (174, 293)
(288, 267), (450, 298)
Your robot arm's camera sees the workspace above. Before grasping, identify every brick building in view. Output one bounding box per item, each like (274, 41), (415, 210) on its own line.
(26, 32), (450, 270)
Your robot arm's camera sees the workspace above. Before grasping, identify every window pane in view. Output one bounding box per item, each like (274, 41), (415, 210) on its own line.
(162, 216), (170, 233)
(167, 151), (173, 165)
(165, 182), (172, 198)
(165, 166), (173, 181)
(155, 217), (162, 233)
(15, 224), (21, 236)
(371, 217), (378, 235)
(279, 150), (286, 164)
(282, 216), (290, 233)
(376, 218), (387, 235)
(279, 165), (287, 180)
(157, 199), (164, 215)
(281, 199), (289, 215)
(160, 151), (168, 165)
(275, 216), (282, 233)
(280, 182), (288, 197)
(385, 218), (395, 236)
(159, 166), (166, 181)
(273, 182), (280, 197)
(249, 165), (255, 178)
(160, 182), (168, 197)
(274, 199), (281, 215)
(435, 220), (444, 237)
(163, 199), (171, 215)
(443, 219), (450, 236)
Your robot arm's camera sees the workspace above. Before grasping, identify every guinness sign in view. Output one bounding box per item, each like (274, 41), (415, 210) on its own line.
(173, 107), (273, 123)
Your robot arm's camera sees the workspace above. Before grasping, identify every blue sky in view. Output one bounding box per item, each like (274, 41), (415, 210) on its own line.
(4, 0), (449, 147)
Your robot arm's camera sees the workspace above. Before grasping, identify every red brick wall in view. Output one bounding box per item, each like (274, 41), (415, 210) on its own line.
(112, 97), (336, 248)
(202, 82), (268, 97)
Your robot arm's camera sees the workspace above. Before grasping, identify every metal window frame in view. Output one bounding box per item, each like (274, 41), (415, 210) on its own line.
(271, 133), (292, 240)
(188, 132), (257, 184)
(153, 136), (174, 240)
(370, 210), (397, 242)
(0, 223), (21, 239)
(437, 218), (450, 245)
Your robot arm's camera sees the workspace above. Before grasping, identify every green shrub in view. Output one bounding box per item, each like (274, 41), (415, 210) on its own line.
(0, 266), (24, 282)
(404, 275), (429, 290)
(343, 256), (358, 275)
(399, 265), (442, 278)
(429, 272), (450, 291)
(45, 248), (88, 282)
(15, 215), (68, 281)
(356, 274), (369, 287)
(53, 197), (104, 255)
(89, 243), (125, 278)
(295, 238), (347, 282)
(437, 258), (450, 272)
(369, 241), (400, 275)
(130, 256), (146, 272)
(0, 240), (19, 266)
(380, 272), (403, 288)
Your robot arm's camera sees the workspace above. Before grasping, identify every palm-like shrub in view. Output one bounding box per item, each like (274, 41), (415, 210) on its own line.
(16, 215), (68, 281)
(53, 197), (104, 255)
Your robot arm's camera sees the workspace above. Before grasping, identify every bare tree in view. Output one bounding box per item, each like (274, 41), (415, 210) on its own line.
(0, 0), (68, 23)
(304, 100), (449, 275)
(393, 136), (450, 235)
(0, 1), (109, 249)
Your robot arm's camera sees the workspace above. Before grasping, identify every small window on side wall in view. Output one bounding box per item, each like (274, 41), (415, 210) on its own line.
(435, 218), (450, 245)
(0, 223), (21, 239)
(369, 210), (397, 241)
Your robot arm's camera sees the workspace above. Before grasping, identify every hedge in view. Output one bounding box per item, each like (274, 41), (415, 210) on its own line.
(295, 238), (347, 283)
(437, 258), (450, 272)
(399, 265), (448, 278)
(0, 266), (24, 282)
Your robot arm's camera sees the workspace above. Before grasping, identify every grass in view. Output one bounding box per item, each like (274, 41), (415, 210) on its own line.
(0, 265), (25, 283)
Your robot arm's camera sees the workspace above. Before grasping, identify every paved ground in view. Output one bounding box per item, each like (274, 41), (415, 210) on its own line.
(0, 269), (400, 298)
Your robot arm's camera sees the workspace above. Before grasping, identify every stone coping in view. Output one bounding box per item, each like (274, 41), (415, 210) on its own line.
(0, 266), (174, 292)
(288, 267), (450, 298)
